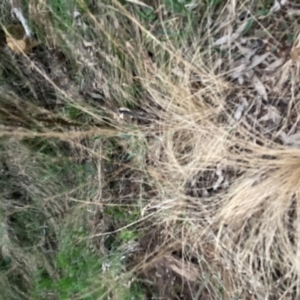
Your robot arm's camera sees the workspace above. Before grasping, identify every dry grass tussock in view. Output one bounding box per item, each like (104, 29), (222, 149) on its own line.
(2, 0), (300, 299)
(134, 2), (300, 299)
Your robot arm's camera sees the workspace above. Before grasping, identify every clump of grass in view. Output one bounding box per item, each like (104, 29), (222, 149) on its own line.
(135, 2), (300, 299)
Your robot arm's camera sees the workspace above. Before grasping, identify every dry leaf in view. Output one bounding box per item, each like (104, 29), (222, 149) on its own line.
(265, 57), (285, 71)
(231, 63), (246, 79)
(252, 75), (268, 100)
(259, 106), (281, 124)
(6, 35), (38, 54)
(270, 0), (288, 12)
(246, 52), (270, 71)
(214, 35), (230, 46)
(5, 24), (38, 54)
(163, 255), (199, 282)
(212, 58), (223, 72)
(280, 132), (300, 146)
(234, 104), (245, 120)
(230, 47), (268, 81)
(287, 8), (300, 16)
(270, 0), (281, 12)
(291, 47), (300, 61)
(6, 36), (27, 53)
(213, 21), (247, 47)
(274, 60), (292, 93)
(171, 67), (186, 78)
(82, 40), (94, 48)
(237, 75), (244, 84)
(213, 168), (224, 190)
(126, 0), (152, 8)
(73, 10), (81, 18)
(235, 42), (258, 59)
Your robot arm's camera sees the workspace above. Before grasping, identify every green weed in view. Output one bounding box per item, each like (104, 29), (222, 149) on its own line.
(48, 0), (75, 31)
(258, 0), (274, 9)
(32, 225), (144, 299)
(0, 138), (145, 299)
(32, 228), (103, 299)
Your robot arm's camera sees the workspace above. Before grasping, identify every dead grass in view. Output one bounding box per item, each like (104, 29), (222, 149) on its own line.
(2, 0), (300, 299)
